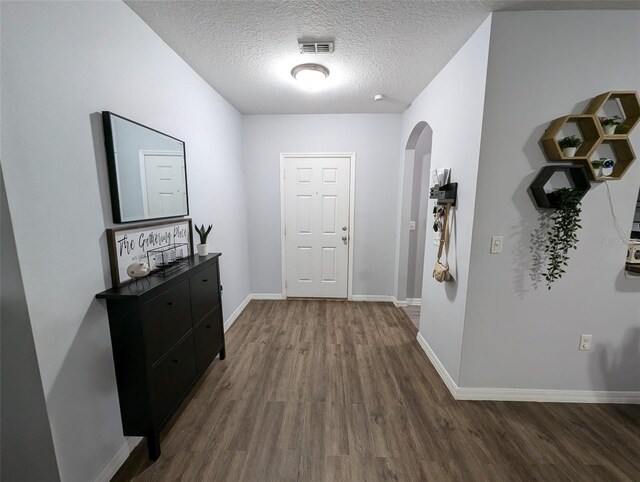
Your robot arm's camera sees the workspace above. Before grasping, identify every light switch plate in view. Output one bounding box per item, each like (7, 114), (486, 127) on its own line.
(409, 221), (416, 231)
(490, 236), (503, 254)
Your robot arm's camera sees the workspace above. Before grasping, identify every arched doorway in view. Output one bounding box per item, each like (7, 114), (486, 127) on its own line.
(396, 121), (433, 328)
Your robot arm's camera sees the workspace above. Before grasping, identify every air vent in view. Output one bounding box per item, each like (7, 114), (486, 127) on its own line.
(298, 40), (334, 54)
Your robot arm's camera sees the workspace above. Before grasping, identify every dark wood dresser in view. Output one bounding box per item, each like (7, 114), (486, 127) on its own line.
(96, 253), (225, 459)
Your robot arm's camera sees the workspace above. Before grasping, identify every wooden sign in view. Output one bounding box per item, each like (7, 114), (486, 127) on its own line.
(106, 218), (193, 287)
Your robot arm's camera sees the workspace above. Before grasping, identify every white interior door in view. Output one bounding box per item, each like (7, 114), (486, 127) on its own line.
(284, 156), (351, 298)
(142, 153), (187, 218)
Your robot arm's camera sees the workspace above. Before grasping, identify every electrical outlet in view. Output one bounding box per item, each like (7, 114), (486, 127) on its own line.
(490, 236), (503, 254)
(409, 221), (416, 231)
(579, 334), (592, 351)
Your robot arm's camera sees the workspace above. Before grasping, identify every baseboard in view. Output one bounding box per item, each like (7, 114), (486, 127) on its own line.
(94, 437), (142, 482)
(251, 293), (398, 303)
(351, 295), (396, 303)
(224, 294), (252, 332)
(251, 293), (286, 300)
(415, 331), (640, 404)
(455, 387), (640, 404)
(415, 332), (459, 398)
(392, 298), (420, 307)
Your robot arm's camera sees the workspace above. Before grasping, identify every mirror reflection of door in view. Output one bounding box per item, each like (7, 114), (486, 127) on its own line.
(139, 151), (187, 218)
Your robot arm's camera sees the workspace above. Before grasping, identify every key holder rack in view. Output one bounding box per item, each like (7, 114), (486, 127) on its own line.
(430, 182), (458, 206)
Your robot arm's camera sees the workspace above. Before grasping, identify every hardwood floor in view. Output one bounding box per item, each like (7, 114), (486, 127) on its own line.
(113, 300), (640, 481)
(401, 305), (420, 331)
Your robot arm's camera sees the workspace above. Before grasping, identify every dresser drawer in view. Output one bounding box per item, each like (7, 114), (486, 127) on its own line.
(149, 333), (197, 426)
(143, 280), (192, 364)
(189, 264), (220, 323)
(97, 255), (226, 461)
(193, 306), (223, 372)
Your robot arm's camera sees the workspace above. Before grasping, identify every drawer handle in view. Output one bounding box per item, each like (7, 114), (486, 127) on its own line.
(206, 324), (211, 328)
(166, 302), (174, 306)
(202, 279), (208, 283)
(172, 359), (180, 364)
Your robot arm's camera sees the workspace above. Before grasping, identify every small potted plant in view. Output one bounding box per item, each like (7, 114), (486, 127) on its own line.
(591, 157), (615, 177)
(600, 115), (622, 135)
(195, 224), (213, 256)
(558, 135), (582, 157)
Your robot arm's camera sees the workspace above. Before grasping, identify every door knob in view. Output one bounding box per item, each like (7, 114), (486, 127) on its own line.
(342, 236), (348, 244)
(342, 226), (347, 231)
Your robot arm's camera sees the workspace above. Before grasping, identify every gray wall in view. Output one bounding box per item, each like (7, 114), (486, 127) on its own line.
(1, 168), (60, 481)
(460, 11), (640, 391)
(401, 16), (492, 383)
(1, 2), (251, 480)
(414, 151), (432, 299)
(243, 114), (401, 296)
(406, 129), (432, 300)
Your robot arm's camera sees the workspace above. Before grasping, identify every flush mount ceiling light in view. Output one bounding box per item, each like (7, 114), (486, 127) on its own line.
(291, 63), (330, 91)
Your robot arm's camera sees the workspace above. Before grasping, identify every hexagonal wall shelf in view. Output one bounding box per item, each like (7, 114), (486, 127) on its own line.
(584, 91), (640, 137)
(529, 165), (591, 209)
(586, 138), (636, 181)
(540, 115), (603, 161)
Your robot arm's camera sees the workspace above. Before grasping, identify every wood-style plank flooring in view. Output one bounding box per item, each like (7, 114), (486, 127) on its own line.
(401, 305), (420, 330)
(113, 300), (640, 481)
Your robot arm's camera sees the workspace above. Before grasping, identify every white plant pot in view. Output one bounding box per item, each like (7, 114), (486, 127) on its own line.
(602, 166), (614, 177)
(604, 125), (617, 135)
(562, 147), (577, 157)
(197, 244), (209, 256)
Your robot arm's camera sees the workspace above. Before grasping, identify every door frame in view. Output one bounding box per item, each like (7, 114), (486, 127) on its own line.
(279, 152), (356, 300)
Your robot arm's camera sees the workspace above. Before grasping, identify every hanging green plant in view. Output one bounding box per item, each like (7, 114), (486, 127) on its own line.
(543, 188), (583, 289)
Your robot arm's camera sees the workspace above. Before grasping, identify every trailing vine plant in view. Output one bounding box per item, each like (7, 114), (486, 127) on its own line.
(543, 188), (583, 289)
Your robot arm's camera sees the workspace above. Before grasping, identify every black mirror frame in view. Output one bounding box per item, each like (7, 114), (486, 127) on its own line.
(102, 111), (189, 224)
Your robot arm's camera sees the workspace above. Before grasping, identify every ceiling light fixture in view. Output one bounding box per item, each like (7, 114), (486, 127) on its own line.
(291, 63), (330, 91)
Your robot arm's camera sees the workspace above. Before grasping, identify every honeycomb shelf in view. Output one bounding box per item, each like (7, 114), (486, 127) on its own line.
(535, 91), (639, 203)
(540, 115), (603, 162)
(529, 165), (591, 209)
(584, 91), (640, 137)
(585, 138), (636, 181)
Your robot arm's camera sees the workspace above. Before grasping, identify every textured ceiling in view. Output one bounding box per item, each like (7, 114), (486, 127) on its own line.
(126, 0), (640, 114)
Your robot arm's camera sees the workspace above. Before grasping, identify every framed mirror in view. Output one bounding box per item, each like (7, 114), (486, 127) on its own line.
(102, 111), (189, 223)
(626, 187), (640, 277)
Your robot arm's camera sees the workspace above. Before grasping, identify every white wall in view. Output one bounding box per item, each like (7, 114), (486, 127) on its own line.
(401, 16), (492, 383)
(1, 2), (251, 481)
(460, 11), (640, 392)
(243, 114), (401, 296)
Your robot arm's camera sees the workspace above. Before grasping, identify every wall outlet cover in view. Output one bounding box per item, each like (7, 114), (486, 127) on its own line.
(579, 334), (592, 351)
